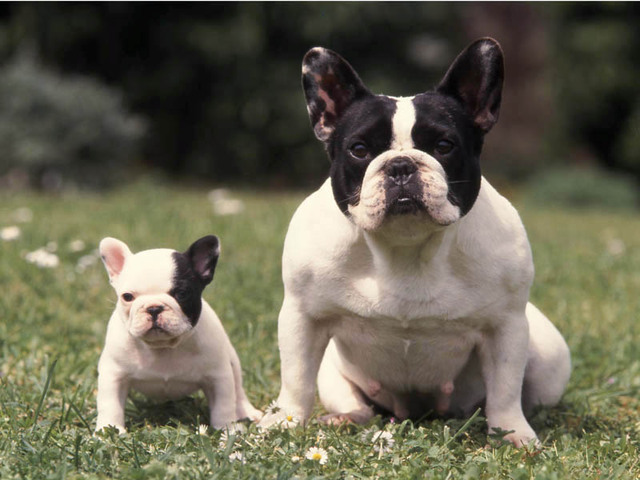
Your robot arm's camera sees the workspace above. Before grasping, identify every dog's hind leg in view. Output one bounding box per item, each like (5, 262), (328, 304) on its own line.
(521, 303), (571, 413)
(317, 341), (375, 425)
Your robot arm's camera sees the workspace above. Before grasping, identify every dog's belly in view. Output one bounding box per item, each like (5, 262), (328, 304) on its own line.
(330, 316), (482, 416)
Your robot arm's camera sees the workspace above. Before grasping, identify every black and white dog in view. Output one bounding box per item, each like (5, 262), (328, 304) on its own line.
(260, 38), (570, 446)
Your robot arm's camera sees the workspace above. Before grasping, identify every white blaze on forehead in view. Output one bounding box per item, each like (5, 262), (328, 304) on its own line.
(118, 249), (175, 295)
(390, 97), (416, 151)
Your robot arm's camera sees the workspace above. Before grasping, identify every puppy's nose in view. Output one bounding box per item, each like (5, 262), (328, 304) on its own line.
(386, 158), (417, 186)
(146, 305), (164, 319)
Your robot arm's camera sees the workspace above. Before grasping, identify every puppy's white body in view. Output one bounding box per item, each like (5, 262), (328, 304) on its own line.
(96, 239), (260, 433)
(271, 178), (570, 444)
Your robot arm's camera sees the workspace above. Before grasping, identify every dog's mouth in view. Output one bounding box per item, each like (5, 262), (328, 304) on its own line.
(385, 191), (425, 216)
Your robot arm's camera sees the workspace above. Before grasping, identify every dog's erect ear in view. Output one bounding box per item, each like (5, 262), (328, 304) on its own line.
(437, 38), (504, 133)
(99, 237), (133, 282)
(302, 47), (372, 142)
(185, 235), (220, 285)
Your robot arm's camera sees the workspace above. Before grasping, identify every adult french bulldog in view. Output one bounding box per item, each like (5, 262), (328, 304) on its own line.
(96, 235), (261, 433)
(260, 38), (570, 446)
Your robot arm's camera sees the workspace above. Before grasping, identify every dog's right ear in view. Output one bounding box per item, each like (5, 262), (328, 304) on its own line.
(302, 47), (371, 142)
(99, 237), (132, 282)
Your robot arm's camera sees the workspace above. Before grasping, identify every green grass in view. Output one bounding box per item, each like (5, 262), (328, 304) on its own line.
(1, 178), (639, 479)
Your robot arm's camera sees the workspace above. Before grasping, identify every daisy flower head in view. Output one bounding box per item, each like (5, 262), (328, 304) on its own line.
(228, 451), (245, 463)
(305, 446), (328, 465)
(25, 248), (60, 268)
(197, 424), (209, 435)
(280, 413), (300, 429)
(1, 226), (21, 241)
(265, 400), (280, 415)
(372, 430), (395, 454)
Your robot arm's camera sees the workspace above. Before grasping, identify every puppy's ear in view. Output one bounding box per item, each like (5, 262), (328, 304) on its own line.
(302, 47), (371, 142)
(437, 38), (504, 133)
(185, 235), (220, 285)
(99, 237), (132, 282)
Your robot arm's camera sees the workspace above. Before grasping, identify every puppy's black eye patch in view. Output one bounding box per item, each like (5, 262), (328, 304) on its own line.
(121, 293), (135, 302)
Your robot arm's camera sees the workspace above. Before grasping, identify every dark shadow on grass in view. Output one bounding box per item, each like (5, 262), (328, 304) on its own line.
(124, 392), (210, 430)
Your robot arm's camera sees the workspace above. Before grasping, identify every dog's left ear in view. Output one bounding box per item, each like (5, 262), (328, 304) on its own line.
(302, 47), (372, 142)
(437, 38), (504, 133)
(185, 235), (220, 285)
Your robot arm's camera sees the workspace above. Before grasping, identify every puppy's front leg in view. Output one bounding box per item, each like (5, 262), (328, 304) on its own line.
(203, 366), (238, 430)
(96, 371), (129, 433)
(261, 296), (330, 427)
(478, 314), (538, 447)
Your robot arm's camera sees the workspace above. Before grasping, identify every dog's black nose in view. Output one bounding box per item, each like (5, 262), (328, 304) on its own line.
(386, 158), (417, 186)
(146, 305), (164, 319)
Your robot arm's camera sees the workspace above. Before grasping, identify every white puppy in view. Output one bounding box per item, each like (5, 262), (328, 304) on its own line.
(96, 235), (261, 433)
(261, 39), (571, 446)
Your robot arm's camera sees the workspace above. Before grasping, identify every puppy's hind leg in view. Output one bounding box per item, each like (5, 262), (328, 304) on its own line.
(228, 345), (262, 422)
(522, 303), (571, 413)
(317, 341), (374, 425)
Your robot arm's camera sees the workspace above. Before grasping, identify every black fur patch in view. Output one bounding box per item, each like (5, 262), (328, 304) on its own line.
(411, 93), (482, 216)
(328, 95), (396, 214)
(170, 252), (205, 326)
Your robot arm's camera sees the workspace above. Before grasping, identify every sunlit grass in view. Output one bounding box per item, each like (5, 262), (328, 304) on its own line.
(1, 178), (639, 478)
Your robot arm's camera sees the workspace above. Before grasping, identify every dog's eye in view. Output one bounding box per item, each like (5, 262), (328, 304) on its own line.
(435, 140), (454, 155)
(121, 293), (135, 302)
(349, 142), (369, 160)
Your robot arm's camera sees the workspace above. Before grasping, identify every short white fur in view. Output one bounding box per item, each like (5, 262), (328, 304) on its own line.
(96, 238), (261, 433)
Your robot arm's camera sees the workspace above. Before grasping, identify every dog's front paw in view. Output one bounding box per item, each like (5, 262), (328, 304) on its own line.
(489, 424), (540, 448)
(95, 423), (127, 435)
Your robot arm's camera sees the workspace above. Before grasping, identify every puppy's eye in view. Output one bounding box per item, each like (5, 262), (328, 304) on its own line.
(349, 142), (369, 160)
(121, 293), (135, 302)
(435, 140), (454, 155)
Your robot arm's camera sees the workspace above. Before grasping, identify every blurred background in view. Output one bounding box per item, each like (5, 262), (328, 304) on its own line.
(0, 2), (638, 208)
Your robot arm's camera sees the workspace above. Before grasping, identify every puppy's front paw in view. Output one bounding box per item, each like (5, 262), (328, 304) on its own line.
(95, 423), (127, 435)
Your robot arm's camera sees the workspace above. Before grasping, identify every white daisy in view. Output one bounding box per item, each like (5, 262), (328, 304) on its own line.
(1, 226), (21, 241)
(68, 239), (86, 252)
(228, 451), (244, 463)
(264, 400), (280, 415)
(291, 455), (301, 463)
(280, 413), (300, 429)
(197, 424), (208, 435)
(305, 446), (328, 465)
(371, 430), (395, 454)
(25, 248), (60, 268)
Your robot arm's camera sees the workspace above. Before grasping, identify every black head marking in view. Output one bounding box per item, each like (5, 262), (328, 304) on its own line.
(170, 235), (220, 325)
(437, 38), (504, 134)
(302, 47), (372, 142)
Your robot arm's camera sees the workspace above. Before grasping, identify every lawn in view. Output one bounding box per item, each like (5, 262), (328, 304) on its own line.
(1, 178), (639, 479)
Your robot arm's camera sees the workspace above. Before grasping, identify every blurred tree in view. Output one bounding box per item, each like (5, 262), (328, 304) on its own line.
(0, 3), (637, 190)
(547, 3), (640, 183)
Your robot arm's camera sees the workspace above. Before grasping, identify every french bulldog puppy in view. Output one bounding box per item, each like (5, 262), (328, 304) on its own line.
(261, 38), (571, 446)
(96, 235), (261, 433)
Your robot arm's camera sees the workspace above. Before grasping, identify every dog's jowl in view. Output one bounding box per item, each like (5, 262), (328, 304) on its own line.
(261, 38), (570, 447)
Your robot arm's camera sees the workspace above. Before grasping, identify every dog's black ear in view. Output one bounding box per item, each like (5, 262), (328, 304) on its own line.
(437, 38), (504, 133)
(302, 47), (372, 142)
(185, 235), (220, 285)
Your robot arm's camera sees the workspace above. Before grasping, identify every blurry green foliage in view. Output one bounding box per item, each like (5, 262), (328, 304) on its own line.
(523, 166), (637, 211)
(0, 3), (638, 191)
(0, 53), (145, 190)
(548, 3), (640, 180)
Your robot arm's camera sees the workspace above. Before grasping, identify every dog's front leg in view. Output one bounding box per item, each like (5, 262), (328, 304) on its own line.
(95, 371), (129, 434)
(260, 296), (330, 427)
(478, 314), (538, 447)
